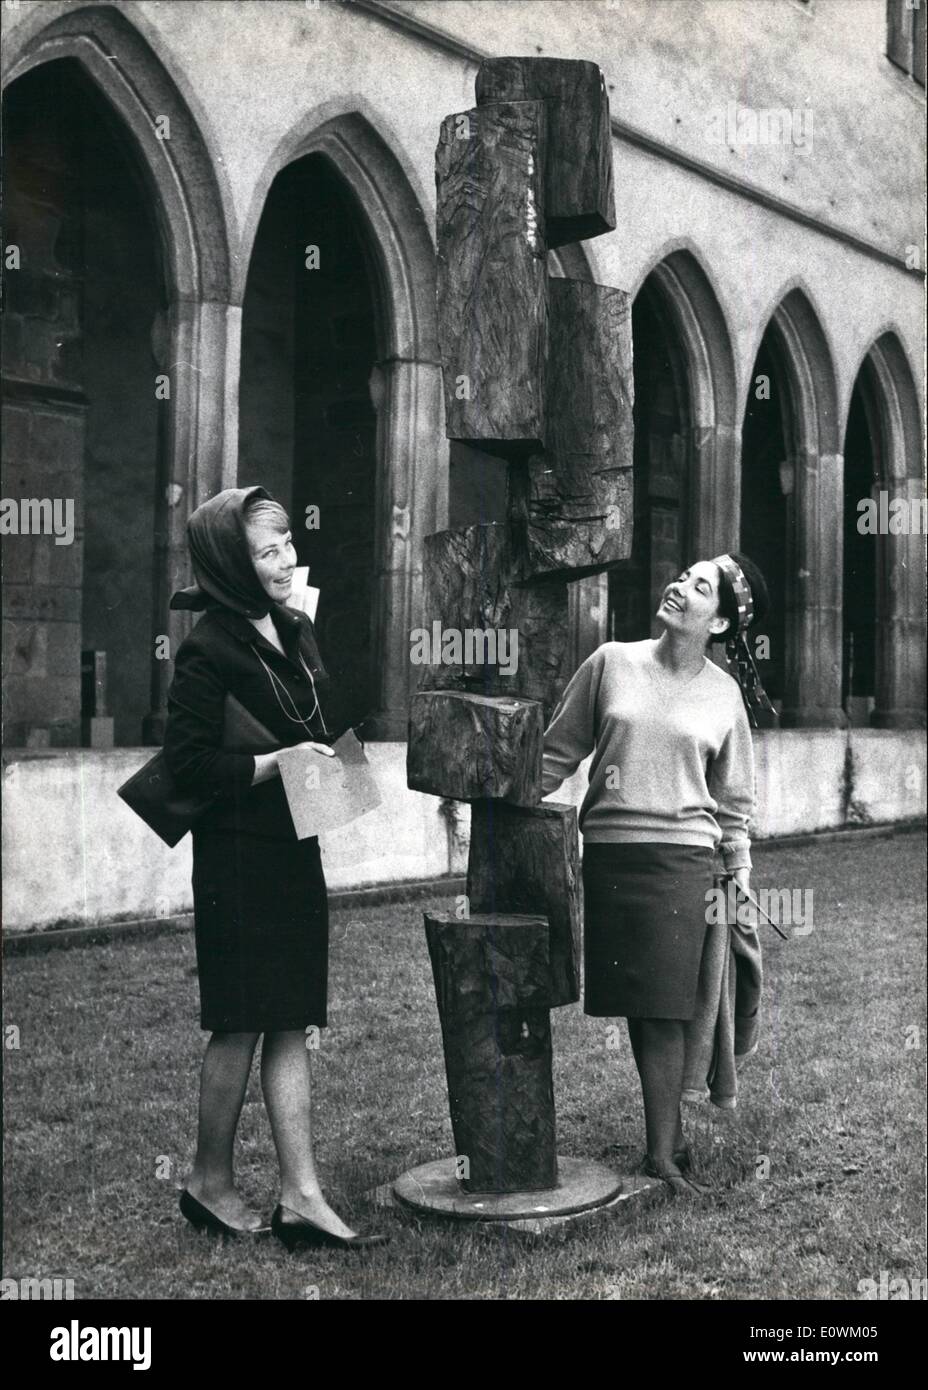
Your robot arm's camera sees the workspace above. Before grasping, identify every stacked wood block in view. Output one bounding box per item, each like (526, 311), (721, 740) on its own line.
(474, 57), (616, 249)
(425, 911), (557, 1192)
(436, 101), (548, 457)
(410, 57), (629, 1199)
(510, 278), (634, 580)
(417, 523), (570, 723)
(467, 800), (582, 1008)
(407, 690), (543, 806)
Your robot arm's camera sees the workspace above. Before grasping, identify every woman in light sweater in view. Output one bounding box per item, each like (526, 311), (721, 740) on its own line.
(542, 553), (774, 1194)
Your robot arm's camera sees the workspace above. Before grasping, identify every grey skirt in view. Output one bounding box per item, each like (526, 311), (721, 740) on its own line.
(581, 841), (714, 1020)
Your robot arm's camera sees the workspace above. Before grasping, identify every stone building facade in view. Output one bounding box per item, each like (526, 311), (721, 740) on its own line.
(2, 0), (925, 930)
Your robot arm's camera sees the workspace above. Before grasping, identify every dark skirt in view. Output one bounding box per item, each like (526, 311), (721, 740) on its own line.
(191, 829), (329, 1032)
(581, 842), (714, 1020)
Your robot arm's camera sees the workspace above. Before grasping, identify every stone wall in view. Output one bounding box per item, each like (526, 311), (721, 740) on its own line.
(1, 729), (923, 932)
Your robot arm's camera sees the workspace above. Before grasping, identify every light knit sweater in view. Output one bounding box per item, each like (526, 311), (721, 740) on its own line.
(542, 640), (755, 872)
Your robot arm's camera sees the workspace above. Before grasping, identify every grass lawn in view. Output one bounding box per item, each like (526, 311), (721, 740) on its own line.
(3, 830), (925, 1300)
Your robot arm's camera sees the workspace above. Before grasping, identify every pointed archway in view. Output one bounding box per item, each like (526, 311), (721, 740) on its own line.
(741, 286), (842, 727)
(612, 245), (737, 642)
(2, 6), (233, 743)
(239, 109), (443, 738)
(844, 331), (925, 728)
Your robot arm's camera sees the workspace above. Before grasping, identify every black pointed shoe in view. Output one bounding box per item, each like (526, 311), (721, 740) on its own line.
(179, 1189), (270, 1238)
(271, 1204), (390, 1252)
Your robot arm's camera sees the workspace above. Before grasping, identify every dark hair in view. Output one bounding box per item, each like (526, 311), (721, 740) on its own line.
(709, 552), (770, 644)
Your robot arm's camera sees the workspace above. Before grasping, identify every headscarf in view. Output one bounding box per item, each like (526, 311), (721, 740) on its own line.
(170, 486), (276, 618)
(711, 553), (778, 730)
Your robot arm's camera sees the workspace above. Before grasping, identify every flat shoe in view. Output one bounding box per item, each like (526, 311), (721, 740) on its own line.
(641, 1156), (706, 1197)
(271, 1204), (389, 1252)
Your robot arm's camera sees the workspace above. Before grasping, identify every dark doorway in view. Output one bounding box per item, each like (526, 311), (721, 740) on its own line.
(240, 155), (379, 726)
(610, 278), (690, 641)
(2, 60), (165, 746)
(842, 366), (880, 718)
(739, 331), (794, 705)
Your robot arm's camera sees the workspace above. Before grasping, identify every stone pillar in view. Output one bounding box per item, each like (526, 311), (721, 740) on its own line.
(368, 357), (446, 741)
(781, 450), (844, 728)
(873, 476), (927, 728)
(144, 298), (231, 743)
(689, 421), (741, 559)
(567, 573), (609, 671)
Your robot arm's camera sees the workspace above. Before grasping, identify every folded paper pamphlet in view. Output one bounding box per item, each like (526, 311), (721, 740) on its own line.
(277, 729), (381, 839)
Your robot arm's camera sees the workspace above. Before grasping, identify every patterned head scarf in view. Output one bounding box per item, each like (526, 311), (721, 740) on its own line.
(711, 553), (778, 730)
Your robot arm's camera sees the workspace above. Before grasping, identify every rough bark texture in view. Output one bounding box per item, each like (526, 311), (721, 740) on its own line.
(509, 278), (634, 580)
(475, 57), (615, 248)
(406, 690), (543, 806)
(419, 523), (570, 723)
(425, 911), (558, 1192)
(467, 800), (581, 1008)
(435, 101), (548, 457)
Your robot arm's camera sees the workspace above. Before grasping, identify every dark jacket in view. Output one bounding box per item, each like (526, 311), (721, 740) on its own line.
(163, 602), (337, 839)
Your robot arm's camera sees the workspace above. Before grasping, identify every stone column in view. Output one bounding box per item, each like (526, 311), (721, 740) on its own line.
(143, 298), (231, 743)
(873, 476), (927, 728)
(368, 357), (446, 741)
(688, 421), (741, 559)
(567, 573), (609, 671)
(781, 449), (844, 728)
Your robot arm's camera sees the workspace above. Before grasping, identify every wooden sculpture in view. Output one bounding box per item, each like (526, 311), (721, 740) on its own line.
(398, 56), (635, 1223)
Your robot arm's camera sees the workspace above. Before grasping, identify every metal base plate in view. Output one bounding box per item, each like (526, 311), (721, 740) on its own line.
(392, 1156), (646, 1223)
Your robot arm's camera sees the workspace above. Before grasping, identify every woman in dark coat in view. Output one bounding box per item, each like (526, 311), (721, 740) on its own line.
(163, 485), (386, 1249)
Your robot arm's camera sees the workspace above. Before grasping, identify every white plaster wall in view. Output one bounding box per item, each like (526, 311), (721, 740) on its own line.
(547, 728), (927, 845)
(0, 745), (469, 931)
(2, 2), (924, 932)
(2, 729), (924, 931)
(390, 0), (924, 248)
(4, 0), (922, 428)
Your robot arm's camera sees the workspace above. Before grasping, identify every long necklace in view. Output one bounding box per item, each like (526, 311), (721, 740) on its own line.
(251, 646), (330, 737)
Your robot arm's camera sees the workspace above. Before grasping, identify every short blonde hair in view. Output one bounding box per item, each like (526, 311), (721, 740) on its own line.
(244, 496), (290, 534)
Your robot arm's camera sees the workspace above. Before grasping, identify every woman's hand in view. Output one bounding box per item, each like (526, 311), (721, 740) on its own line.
(250, 741), (335, 787)
(730, 867), (755, 927)
(292, 740), (335, 758)
(251, 751), (280, 786)
(732, 867), (751, 898)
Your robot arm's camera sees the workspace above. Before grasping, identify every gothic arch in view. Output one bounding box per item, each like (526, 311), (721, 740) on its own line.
(3, 3), (237, 736)
(844, 330), (926, 727)
(747, 282), (840, 456)
(240, 104), (438, 358)
(240, 106), (444, 738)
(849, 328), (923, 481)
(2, 3), (232, 303)
(743, 284), (842, 725)
(633, 244), (739, 559)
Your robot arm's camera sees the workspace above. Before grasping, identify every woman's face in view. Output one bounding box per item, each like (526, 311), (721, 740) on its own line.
(656, 559), (731, 642)
(246, 518), (297, 602)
